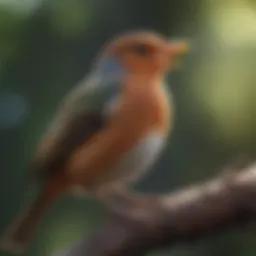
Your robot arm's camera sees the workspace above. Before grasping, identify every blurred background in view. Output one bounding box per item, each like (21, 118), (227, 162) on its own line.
(0, 0), (256, 255)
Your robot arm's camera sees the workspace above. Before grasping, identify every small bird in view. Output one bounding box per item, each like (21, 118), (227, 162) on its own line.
(0, 30), (189, 253)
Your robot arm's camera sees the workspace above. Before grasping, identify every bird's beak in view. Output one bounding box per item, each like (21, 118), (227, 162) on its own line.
(167, 40), (190, 56)
(167, 40), (190, 69)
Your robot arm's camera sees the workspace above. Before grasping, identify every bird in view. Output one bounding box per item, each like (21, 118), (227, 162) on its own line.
(0, 30), (189, 254)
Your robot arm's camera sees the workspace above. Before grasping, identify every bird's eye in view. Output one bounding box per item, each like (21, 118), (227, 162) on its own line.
(131, 44), (149, 56)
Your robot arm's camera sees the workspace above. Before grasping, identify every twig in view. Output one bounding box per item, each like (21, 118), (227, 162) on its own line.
(55, 161), (256, 256)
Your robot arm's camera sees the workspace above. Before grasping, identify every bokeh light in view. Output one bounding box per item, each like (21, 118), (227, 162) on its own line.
(0, 92), (29, 129)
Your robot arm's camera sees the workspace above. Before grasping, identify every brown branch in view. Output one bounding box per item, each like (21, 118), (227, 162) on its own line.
(55, 160), (256, 256)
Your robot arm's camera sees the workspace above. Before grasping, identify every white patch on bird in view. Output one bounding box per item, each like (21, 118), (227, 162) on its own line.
(113, 130), (167, 183)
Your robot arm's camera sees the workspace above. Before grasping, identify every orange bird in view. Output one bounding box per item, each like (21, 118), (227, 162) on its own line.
(0, 31), (189, 254)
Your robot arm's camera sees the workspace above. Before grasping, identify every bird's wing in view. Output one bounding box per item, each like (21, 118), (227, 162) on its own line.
(64, 77), (157, 188)
(30, 75), (121, 181)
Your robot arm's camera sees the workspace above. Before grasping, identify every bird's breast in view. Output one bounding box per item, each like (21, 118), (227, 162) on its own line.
(104, 83), (172, 135)
(72, 130), (166, 194)
(97, 84), (172, 184)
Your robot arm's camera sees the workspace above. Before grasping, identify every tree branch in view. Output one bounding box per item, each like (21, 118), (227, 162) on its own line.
(55, 160), (256, 256)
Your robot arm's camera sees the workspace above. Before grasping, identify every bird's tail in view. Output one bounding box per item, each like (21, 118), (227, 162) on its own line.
(0, 176), (68, 254)
(0, 193), (49, 254)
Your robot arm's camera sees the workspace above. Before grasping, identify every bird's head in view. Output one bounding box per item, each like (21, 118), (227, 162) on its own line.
(95, 31), (189, 76)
